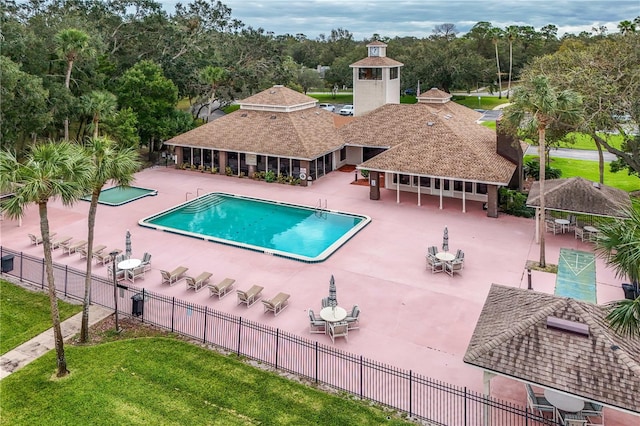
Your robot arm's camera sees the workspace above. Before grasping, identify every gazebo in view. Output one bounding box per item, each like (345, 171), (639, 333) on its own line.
(526, 177), (632, 242)
(464, 285), (640, 422)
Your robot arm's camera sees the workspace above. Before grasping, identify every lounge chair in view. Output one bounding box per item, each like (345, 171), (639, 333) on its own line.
(345, 305), (360, 330)
(208, 278), (235, 299)
(160, 266), (188, 286)
(262, 292), (290, 316)
(51, 236), (72, 250)
(237, 285), (264, 307)
(186, 272), (212, 292)
(525, 384), (555, 418)
(64, 240), (87, 255)
(80, 244), (106, 259)
(29, 232), (56, 246)
(308, 309), (326, 334)
(94, 248), (122, 265)
(126, 265), (146, 283)
(328, 321), (348, 343)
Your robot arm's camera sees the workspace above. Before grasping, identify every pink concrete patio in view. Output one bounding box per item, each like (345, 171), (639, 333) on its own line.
(1, 167), (634, 424)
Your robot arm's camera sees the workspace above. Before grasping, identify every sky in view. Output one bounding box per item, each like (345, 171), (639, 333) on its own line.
(160, 0), (639, 40)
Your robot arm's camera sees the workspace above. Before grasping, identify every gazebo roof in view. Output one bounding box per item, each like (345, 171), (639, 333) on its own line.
(526, 177), (631, 218)
(464, 284), (640, 413)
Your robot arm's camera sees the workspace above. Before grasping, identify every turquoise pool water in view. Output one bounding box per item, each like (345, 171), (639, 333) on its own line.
(83, 186), (157, 206)
(139, 193), (370, 262)
(555, 248), (597, 303)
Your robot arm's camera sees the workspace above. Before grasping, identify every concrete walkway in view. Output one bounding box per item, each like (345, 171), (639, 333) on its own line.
(0, 304), (113, 379)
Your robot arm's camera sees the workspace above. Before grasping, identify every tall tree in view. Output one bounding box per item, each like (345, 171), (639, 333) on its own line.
(81, 90), (118, 138)
(505, 26), (518, 98)
(489, 28), (503, 98)
(79, 137), (140, 343)
(502, 76), (583, 267)
(0, 142), (91, 376)
(199, 65), (227, 117)
(55, 28), (92, 141)
(595, 201), (640, 337)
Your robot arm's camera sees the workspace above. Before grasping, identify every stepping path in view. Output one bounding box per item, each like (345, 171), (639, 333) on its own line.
(0, 305), (113, 379)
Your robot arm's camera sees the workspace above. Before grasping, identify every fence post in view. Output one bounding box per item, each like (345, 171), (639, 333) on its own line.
(359, 355), (363, 400)
(141, 289), (146, 323)
(275, 329), (279, 370)
(41, 258), (45, 289)
(464, 386), (468, 426)
(237, 317), (242, 356)
(20, 252), (24, 281)
(409, 370), (413, 418)
(203, 306), (207, 343)
(171, 297), (175, 333)
(314, 341), (319, 383)
(64, 265), (68, 297)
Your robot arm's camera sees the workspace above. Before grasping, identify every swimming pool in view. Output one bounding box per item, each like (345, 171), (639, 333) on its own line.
(139, 193), (370, 262)
(83, 186), (157, 206)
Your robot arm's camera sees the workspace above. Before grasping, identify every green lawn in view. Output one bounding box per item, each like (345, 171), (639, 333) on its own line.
(0, 337), (411, 425)
(0, 280), (82, 355)
(524, 155), (640, 192)
(451, 95), (510, 110)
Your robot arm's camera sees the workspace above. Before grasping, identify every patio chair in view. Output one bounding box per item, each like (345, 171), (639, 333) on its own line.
(345, 305), (360, 330)
(126, 265), (146, 283)
(107, 254), (126, 281)
(208, 278), (235, 299)
(141, 252), (152, 271)
(545, 219), (559, 235)
(567, 214), (577, 231)
(455, 249), (464, 260)
(308, 309), (326, 334)
(444, 258), (464, 276)
(574, 227), (586, 242)
(428, 246), (438, 257)
(237, 285), (264, 307)
(160, 266), (188, 286)
(80, 244), (106, 259)
(525, 384), (555, 418)
(321, 297), (330, 308)
(582, 402), (604, 425)
(65, 240), (87, 255)
(559, 412), (588, 426)
(185, 271), (212, 292)
(51, 236), (72, 250)
(328, 320), (348, 343)
(262, 292), (290, 316)
(426, 254), (443, 273)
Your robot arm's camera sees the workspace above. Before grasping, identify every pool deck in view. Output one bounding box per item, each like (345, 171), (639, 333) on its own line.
(0, 166), (634, 424)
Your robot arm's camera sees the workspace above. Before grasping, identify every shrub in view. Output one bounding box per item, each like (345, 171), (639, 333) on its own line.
(265, 170), (276, 182)
(225, 166), (232, 176)
(210, 167), (218, 174)
(524, 159), (562, 180)
(360, 169), (369, 179)
(499, 188), (535, 218)
(276, 173), (286, 184)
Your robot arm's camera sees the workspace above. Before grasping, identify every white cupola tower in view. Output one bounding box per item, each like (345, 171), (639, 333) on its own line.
(349, 41), (403, 116)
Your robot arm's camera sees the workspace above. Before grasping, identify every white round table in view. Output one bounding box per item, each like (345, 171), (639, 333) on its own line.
(320, 306), (347, 322)
(435, 252), (455, 262)
(544, 389), (584, 412)
(555, 219), (570, 233)
(118, 258), (141, 270)
(584, 226), (598, 233)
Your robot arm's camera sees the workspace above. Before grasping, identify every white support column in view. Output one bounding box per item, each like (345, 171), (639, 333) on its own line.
(396, 173), (400, 204)
(439, 179), (443, 209)
(190, 147), (194, 166)
(483, 371), (496, 426)
(462, 183), (466, 213)
(237, 151), (241, 176)
(417, 177), (421, 206)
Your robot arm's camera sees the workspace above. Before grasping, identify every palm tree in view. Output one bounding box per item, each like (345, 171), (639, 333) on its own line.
(200, 66), (227, 118)
(502, 76), (583, 267)
(595, 201), (640, 337)
(0, 142), (91, 376)
(489, 28), (503, 99)
(505, 26), (518, 99)
(617, 20), (636, 35)
(79, 137), (140, 343)
(55, 28), (92, 140)
(81, 91), (118, 138)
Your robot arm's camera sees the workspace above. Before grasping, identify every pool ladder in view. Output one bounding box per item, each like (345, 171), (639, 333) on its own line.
(315, 199), (327, 219)
(183, 195), (225, 213)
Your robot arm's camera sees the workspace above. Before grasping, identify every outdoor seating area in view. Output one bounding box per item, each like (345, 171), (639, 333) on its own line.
(426, 245), (465, 276)
(93, 248), (122, 265)
(525, 384), (604, 426)
(307, 276), (360, 343)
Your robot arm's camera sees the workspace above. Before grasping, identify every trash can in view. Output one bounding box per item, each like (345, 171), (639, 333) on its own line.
(131, 293), (144, 317)
(622, 283), (638, 300)
(1, 254), (14, 273)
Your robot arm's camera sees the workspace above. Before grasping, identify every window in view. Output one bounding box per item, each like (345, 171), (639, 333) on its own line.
(359, 68), (382, 80)
(420, 177), (431, 187)
(340, 147), (346, 161)
(390, 67), (398, 80)
(454, 180), (463, 192)
(476, 183), (488, 194)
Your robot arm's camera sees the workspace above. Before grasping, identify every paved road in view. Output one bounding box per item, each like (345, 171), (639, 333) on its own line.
(525, 146), (617, 161)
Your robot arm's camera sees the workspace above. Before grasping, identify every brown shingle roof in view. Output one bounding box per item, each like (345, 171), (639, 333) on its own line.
(240, 85), (317, 108)
(340, 103), (516, 184)
(165, 108), (342, 160)
(527, 177), (632, 217)
(418, 87), (452, 100)
(349, 57), (404, 67)
(366, 40), (387, 47)
(464, 285), (640, 412)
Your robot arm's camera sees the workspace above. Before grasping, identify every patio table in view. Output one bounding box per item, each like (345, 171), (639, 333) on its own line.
(320, 306), (347, 323)
(555, 219), (570, 233)
(435, 252), (455, 262)
(544, 389), (584, 412)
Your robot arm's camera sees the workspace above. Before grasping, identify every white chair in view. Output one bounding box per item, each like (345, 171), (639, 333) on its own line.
(426, 254), (443, 273)
(345, 305), (360, 330)
(545, 219), (559, 235)
(328, 321), (348, 343)
(525, 384), (555, 418)
(126, 265), (146, 283)
(308, 309), (326, 334)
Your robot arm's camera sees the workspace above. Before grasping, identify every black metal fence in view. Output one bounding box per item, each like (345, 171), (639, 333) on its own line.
(1, 246), (559, 426)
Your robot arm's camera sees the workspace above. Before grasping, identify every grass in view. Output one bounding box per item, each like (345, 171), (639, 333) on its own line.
(0, 280), (82, 355)
(524, 155), (640, 192)
(554, 132), (625, 151)
(0, 337), (411, 425)
(451, 95), (510, 110)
